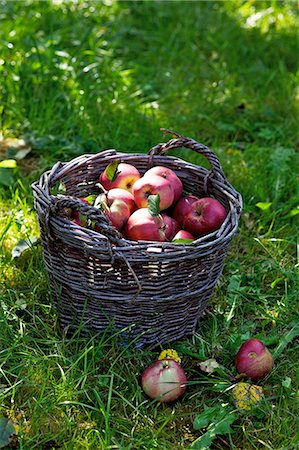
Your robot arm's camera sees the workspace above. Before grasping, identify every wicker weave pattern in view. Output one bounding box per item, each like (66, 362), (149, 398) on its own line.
(32, 135), (242, 346)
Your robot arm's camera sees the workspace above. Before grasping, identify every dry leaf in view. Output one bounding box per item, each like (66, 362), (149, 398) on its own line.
(199, 358), (220, 374)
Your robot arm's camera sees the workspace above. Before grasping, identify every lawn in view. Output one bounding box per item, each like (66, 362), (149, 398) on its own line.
(0, 1), (298, 449)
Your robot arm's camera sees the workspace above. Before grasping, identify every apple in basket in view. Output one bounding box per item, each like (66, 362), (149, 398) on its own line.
(172, 194), (199, 225)
(100, 161), (141, 192)
(132, 175), (174, 210)
(94, 194), (131, 231)
(144, 166), (183, 203)
(124, 208), (166, 242)
(172, 230), (195, 241)
(106, 188), (136, 214)
(183, 197), (227, 237)
(72, 197), (93, 227)
(162, 213), (180, 241)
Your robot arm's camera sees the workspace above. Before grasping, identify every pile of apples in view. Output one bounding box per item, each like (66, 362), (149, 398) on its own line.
(70, 161), (227, 242)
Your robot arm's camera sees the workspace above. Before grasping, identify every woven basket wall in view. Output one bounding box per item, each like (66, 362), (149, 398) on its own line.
(32, 134), (242, 347)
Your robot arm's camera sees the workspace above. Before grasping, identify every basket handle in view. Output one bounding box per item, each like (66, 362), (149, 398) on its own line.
(46, 195), (123, 242)
(148, 129), (226, 182)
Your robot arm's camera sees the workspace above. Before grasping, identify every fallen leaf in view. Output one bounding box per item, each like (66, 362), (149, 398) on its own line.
(231, 382), (263, 411)
(199, 358), (220, 374)
(12, 237), (40, 259)
(0, 138), (31, 160)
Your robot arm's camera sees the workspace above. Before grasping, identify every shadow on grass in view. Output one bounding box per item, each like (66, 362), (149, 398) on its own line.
(0, 1), (297, 165)
(107, 1), (298, 145)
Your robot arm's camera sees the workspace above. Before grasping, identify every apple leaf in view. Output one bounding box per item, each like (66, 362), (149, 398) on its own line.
(148, 194), (161, 217)
(50, 181), (66, 195)
(172, 238), (194, 244)
(105, 160), (120, 182)
(0, 417), (17, 448)
(83, 195), (96, 205)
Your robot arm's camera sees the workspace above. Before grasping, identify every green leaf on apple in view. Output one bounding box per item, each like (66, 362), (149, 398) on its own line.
(172, 238), (194, 244)
(105, 160), (120, 182)
(83, 194), (96, 205)
(148, 194), (161, 217)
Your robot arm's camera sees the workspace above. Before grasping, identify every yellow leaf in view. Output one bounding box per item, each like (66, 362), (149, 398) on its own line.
(232, 382), (263, 411)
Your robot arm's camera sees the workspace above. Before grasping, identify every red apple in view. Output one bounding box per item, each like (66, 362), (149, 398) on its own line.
(124, 208), (166, 241)
(141, 359), (187, 403)
(162, 214), (180, 241)
(172, 195), (199, 225)
(104, 199), (130, 231)
(72, 197), (90, 226)
(235, 339), (274, 381)
(106, 188), (136, 214)
(72, 217), (84, 227)
(183, 197), (227, 236)
(172, 230), (195, 241)
(144, 166), (183, 203)
(100, 162), (141, 192)
(132, 175), (174, 210)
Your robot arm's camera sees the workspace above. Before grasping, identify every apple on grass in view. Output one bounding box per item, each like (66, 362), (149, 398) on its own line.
(141, 359), (187, 403)
(132, 175), (174, 210)
(144, 166), (183, 203)
(100, 161), (141, 192)
(162, 214), (180, 241)
(235, 338), (274, 381)
(124, 208), (166, 242)
(172, 195), (199, 225)
(183, 197), (227, 237)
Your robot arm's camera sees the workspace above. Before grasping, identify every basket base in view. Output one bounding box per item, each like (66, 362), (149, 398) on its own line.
(51, 281), (214, 348)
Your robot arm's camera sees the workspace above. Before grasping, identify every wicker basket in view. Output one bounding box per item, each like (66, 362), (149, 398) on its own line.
(32, 133), (242, 347)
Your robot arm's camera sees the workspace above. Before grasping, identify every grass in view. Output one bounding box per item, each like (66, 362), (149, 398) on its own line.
(0, 0), (298, 449)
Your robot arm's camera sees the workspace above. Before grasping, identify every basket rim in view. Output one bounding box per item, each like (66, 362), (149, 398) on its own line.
(32, 138), (242, 258)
